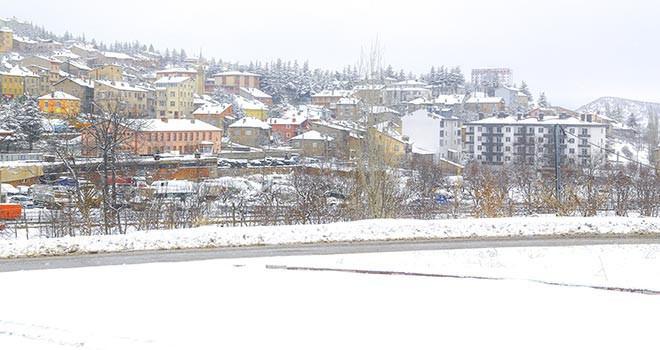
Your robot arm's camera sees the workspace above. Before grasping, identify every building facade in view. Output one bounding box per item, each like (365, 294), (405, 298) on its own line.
(154, 76), (195, 118)
(402, 109), (462, 163)
(0, 28), (13, 53)
(464, 115), (608, 168)
(212, 71), (261, 94)
(38, 91), (81, 116)
(94, 81), (148, 118)
(471, 68), (513, 87)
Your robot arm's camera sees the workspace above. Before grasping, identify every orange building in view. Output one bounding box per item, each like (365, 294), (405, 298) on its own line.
(37, 91), (81, 116)
(81, 118), (222, 157)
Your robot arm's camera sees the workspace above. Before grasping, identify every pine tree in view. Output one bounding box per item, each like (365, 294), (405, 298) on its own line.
(537, 92), (549, 108)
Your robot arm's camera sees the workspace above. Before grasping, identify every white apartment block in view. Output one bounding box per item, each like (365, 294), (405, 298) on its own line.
(154, 76), (195, 118)
(402, 109), (462, 163)
(464, 114), (608, 168)
(471, 67), (513, 87)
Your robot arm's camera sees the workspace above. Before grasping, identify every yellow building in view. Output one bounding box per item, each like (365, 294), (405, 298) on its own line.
(38, 91), (81, 117)
(88, 65), (123, 82)
(154, 76), (195, 118)
(0, 27), (13, 53)
(366, 122), (410, 164)
(0, 66), (40, 98)
(235, 95), (268, 121)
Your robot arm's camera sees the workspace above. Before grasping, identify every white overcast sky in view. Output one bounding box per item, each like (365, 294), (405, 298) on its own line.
(3, 0), (659, 108)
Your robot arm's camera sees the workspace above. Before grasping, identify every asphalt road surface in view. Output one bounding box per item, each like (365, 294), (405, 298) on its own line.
(1, 235), (659, 272)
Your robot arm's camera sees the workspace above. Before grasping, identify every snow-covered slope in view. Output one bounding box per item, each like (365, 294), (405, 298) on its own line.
(578, 96), (660, 127)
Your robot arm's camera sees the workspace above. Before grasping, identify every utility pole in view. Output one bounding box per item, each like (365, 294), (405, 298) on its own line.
(554, 124), (561, 209)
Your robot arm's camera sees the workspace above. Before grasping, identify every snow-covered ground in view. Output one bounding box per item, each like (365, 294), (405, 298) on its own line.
(1, 216), (659, 258)
(0, 244), (658, 349)
(609, 138), (650, 165)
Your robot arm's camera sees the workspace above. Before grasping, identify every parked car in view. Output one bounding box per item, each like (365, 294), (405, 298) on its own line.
(8, 195), (35, 209)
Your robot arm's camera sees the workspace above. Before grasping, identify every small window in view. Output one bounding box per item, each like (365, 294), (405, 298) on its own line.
(245, 130), (253, 136)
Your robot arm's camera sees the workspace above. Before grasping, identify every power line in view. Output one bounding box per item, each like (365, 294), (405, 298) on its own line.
(558, 125), (658, 172)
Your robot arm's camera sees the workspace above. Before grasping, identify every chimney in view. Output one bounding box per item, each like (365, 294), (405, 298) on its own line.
(190, 119), (195, 124)
(478, 112), (484, 120)
(292, 118), (296, 123)
(538, 113), (544, 121)
(516, 113), (523, 121)
(161, 117), (168, 123)
(580, 114), (585, 121)
(587, 114), (592, 123)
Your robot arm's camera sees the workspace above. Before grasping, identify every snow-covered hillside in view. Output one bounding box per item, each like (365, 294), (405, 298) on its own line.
(578, 96), (660, 127)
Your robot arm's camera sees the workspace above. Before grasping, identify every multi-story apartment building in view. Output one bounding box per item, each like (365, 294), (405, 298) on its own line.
(311, 89), (351, 108)
(88, 65), (123, 82)
(94, 80), (148, 118)
(53, 77), (95, 113)
(156, 67), (204, 96)
(19, 55), (62, 86)
(82, 118), (222, 156)
(0, 66), (41, 98)
(212, 71), (261, 94)
(464, 114), (608, 168)
(154, 76), (195, 118)
(471, 67), (513, 87)
(0, 27), (13, 53)
(383, 80), (432, 106)
(402, 109), (462, 163)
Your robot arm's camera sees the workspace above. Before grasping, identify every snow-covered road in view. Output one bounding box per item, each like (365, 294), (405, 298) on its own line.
(1, 216), (659, 258)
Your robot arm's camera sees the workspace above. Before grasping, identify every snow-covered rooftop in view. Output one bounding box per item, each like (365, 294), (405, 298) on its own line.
(0, 65), (39, 78)
(138, 118), (221, 132)
(101, 51), (134, 60)
(434, 94), (464, 105)
(268, 116), (308, 126)
(95, 80), (147, 92)
(291, 130), (333, 141)
(371, 106), (399, 115)
(154, 76), (191, 85)
(240, 87), (272, 99)
(466, 97), (505, 104)
(467, 115), (609, 127)
(228, 117), (271, 129)
(192, 103), (231, 115)
(312, 89), (352, 98)
(235, 96), (268, 111)
(38, 91), (80, 101)
(213, 70), (260, 77)
(156, 67), (197, 75)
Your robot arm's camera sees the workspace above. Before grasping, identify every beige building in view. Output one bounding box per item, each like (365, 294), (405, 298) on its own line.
(154, 76), (195, 119)
(0, 27), (13, 53)
(212, 71), (261, 94)
(94, 80), (148, 118)
(227, 117), (271, 147)
(291, 130), (334, 158)
(156, 67), (204, 96)
(191, 103), (232, 129)
(19, 55), (61, 85)
(88, 65), (123, 82)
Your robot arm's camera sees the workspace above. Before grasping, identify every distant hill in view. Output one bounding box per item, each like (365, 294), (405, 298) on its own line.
(578, 96), (660, 127)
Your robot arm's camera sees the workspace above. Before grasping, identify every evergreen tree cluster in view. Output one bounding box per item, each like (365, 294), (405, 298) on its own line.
(0, 98), (45, 151)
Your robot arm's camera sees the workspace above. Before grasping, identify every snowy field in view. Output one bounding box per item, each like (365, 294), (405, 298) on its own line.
(0, 216), (659, 258)
(0, 244), (659, 349)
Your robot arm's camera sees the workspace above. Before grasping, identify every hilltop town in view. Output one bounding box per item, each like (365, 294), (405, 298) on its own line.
(0, 16), (658, 235)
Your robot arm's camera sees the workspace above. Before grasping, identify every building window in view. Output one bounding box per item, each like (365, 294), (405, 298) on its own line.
(505, 127), (511, 132)
(312, 142), (318, 148)
(394, 145), (400, 151)
(245, 130), (252, 136)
